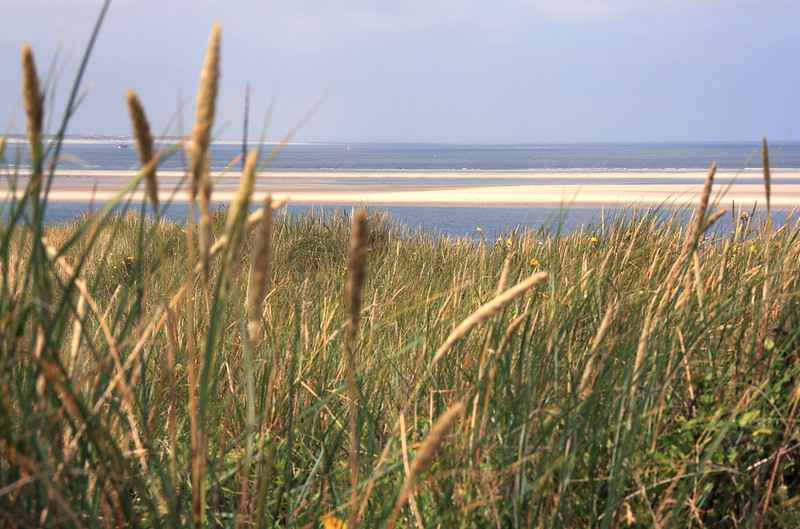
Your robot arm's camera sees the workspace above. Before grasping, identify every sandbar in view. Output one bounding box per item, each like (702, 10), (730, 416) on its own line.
(10, 168), (800, 208)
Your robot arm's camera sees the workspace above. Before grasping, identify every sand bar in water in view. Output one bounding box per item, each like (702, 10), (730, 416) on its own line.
(15, 168), (800, 207)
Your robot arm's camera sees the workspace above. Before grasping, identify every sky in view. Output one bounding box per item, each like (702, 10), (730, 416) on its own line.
(1, 0), (798, 143)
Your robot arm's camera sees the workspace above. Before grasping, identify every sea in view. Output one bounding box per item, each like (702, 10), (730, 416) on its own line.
(6, 139), (800, 238)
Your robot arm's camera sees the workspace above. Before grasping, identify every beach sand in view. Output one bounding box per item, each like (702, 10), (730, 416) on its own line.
(22, 168), (800, 208)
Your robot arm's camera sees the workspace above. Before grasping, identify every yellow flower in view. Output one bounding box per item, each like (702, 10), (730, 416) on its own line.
(476, 227), (482, 232)
(590, 237), (597, 243)
(530, 258), (539, 266)
(750, 244), (757, 253)
(324, 518), (347, 529)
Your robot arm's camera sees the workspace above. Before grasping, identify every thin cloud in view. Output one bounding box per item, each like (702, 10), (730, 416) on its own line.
(509, 0), (795, 23)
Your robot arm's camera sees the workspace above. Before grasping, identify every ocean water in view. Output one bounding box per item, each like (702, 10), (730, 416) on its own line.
(6, 139), (799, 237)
(28, 139), (800, 172)
(39, 201), (615, 239)
(35, 201), (791, 247)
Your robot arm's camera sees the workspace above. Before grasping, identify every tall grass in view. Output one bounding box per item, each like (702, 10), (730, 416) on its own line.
(3, 13), (800, 529)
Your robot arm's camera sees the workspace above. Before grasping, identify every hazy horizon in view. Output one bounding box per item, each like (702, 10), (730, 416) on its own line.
(2, 1), (798, 144)
(6, 133), (800, 147)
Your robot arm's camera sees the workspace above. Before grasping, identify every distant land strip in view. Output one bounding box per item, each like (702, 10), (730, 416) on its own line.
(14, 169), (800, 207)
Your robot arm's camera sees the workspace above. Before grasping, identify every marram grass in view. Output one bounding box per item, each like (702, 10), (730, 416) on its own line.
(6, 186), (800, 528)
(4, 18), (800, 529)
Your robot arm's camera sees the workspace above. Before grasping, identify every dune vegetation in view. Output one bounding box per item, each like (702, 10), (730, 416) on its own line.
(3, 8), (800, 529)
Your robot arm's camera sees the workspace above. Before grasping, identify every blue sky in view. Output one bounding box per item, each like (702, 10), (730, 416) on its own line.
(1, 0), (798, 143)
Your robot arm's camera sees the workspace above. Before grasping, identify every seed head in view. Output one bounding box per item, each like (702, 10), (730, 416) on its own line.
(21, 44), (43, 160)
(345, 208), (369, 341)
(190, 22), (221, 201)
(126, 90), (158, 211)
(246, 194), (273, 342)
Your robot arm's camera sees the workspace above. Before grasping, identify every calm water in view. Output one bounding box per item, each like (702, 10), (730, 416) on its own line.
(40, 201), (603, 237)
(23, 139), (800, 172)
(6, 139), (799, 236)
(37, 201), (790, 243)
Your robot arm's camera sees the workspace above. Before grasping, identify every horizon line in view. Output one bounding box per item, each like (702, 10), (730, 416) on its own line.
(3, 133), (793, 146)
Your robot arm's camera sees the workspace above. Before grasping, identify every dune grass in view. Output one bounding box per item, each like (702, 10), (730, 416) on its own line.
(3, 14), (800, 529)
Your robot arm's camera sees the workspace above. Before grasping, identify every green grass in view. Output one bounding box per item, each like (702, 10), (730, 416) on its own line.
(3, 8), (800, 527)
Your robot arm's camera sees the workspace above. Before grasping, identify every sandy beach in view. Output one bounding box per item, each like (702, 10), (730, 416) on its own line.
(18, 168), (800, 208)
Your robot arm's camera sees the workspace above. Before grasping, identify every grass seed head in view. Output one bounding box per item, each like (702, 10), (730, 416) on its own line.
(21, 44), (43, 160)
(247, 194), (273, 342)
(190, 22), (221, 201)
(345, 208), (369, 341)
(226, 150), (257, 235)
(188, 23), (221, 281)
(691, 162), (715, 244)
(125, 89), (158, 211)
(497, 251), (515, 295)
(224, 149), (258, 276)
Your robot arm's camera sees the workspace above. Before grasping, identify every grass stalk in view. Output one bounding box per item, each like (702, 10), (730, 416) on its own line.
(431, 271), (548, 367)
(345, 207), (369, 529)
(388, 400), (465, 528)
(190, 22), (221, 284)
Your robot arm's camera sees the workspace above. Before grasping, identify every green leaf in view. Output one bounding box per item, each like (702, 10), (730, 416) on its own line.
(737, 410), (760, 427)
